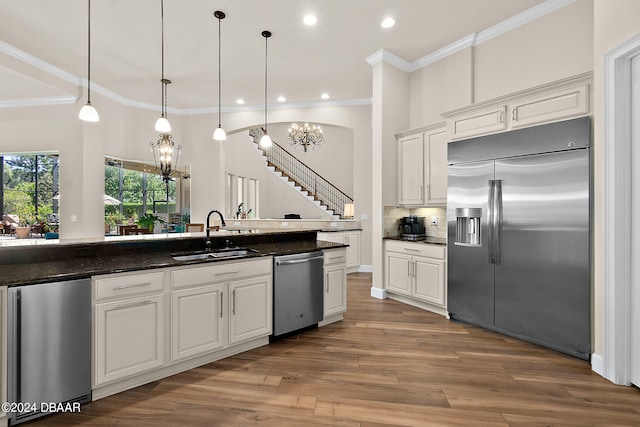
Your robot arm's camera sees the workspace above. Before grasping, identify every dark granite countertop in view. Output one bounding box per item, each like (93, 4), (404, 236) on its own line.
(383, 236), (447, 246)
(0, 231), (346, 287)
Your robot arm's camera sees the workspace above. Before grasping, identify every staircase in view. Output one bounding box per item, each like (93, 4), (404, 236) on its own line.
(248, 128), (353, 219)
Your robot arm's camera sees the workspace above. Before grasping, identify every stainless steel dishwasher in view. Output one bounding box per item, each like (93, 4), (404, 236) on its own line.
(8, 278), (91, 425)
(272, 251), (324, 337)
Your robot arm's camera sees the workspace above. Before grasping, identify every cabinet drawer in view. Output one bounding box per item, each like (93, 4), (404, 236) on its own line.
(385, 240), (446, 259)
(323, 248), (347, 266)
(94, 271), (164, 301)
(172, 258), (272, 289)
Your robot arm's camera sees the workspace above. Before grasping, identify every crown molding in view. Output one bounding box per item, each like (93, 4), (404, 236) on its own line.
(371, 0), (576, 73)
(0, 95), (77, 109)
(410, 34), (477, 71)
(475, 0), (576, 45)
(365, 49), (412, 72)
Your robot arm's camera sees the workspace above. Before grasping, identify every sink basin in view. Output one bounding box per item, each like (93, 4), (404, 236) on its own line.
(172, 248), (258, 261)
(172, 252), (211, 261)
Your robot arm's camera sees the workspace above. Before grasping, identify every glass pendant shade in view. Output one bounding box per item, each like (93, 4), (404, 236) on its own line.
(155, 116), (171, 133)
(79, 102), (99, 122)
(259, 133), (272, 148)
(213, 126), (227, 141)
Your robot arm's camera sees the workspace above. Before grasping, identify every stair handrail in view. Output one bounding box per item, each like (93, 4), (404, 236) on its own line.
(249, 128), (353, 218)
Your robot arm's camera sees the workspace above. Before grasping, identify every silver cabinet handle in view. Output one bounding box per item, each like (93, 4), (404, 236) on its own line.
(512, 107), (518, 121)
(113, 282), (151, 290)
(232, 290), (236, 315)
(214, 270), (240, 276)
(114, 300), (153, 310)
(404, 248), (420, 252)
(326, 275), (329, 293)
(219, 292), (223, 318)
(499, 110), (504, 123)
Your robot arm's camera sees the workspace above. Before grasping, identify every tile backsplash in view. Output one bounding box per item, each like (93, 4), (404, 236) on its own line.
(383, 206), (447, 239)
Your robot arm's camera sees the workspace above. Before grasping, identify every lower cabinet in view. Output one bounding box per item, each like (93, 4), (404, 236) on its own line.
(93, 271), (165, 386)
(317, 231), (360, 272)
(228, 275), (272, 345)
(322, 248), (347, 321)
(93, 258), (273, 393)
(384, 240), (447, 314)
(171, 283), (225, 361)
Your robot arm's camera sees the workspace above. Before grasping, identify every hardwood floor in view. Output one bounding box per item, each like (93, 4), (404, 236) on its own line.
(34, 273), (640, 426)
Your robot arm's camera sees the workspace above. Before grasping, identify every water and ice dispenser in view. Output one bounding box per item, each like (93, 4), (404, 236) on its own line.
(454, 208), (482, 247)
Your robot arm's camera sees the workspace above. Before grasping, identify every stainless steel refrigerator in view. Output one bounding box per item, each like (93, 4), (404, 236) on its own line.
(447, 117), (591, 360)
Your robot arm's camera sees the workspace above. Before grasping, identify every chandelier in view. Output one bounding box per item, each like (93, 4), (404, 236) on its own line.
(150, 133), (182, 182)
(287, 123), (324, 152)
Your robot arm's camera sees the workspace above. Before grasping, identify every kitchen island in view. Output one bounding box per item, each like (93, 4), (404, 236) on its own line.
(0, 230), (348, 421)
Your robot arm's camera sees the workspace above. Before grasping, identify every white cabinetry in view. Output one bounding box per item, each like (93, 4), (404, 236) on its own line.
(322, 248), (347, 323)
(443, 72), (592, 140)
(317, 231), (360, 272)
(384, 240), (447, 316)
(228, 274), (272, 344)
(396, 124), (448, 207)
(170, 283), (225, 361)
(170, 258), (272, 360)
(93, 271), (165, 386)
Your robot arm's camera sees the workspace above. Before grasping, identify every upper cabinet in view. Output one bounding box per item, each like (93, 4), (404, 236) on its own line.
(442, 72), (592, 141)
(396, 123), (448, 207)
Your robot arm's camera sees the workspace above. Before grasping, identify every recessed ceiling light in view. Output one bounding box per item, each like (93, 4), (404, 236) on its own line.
(236, 98), (245, 105)
(381, 17), (395, 28)
(277, 96), (286, 102)
(303, 14), (318, 26)
(321, 93), (330, 100)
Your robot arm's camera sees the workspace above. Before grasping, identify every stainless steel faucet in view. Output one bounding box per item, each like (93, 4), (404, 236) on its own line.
(205, 210), (226, 251)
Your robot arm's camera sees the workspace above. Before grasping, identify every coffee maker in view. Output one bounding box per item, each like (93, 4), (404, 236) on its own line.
(400, 215), (426, 240)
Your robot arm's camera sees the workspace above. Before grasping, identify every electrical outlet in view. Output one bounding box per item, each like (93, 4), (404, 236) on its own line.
(330, 222), (337, 227)
(281, 222), (288, 227)
(431, 216), (438, 226)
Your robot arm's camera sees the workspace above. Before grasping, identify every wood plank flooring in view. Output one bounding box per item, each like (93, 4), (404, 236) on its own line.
(34, 273), (640, 426)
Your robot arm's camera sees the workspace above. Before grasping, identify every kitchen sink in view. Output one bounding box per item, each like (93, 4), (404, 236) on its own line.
(172, 247), (258, 261)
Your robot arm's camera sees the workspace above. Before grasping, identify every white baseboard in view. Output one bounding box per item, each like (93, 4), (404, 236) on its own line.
(358, 265), (373, 273)
(591, 353), (605, 378)
(370, 286), (387, 299)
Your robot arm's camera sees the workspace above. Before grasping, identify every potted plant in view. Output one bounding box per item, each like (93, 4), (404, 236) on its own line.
(136, 212), (165, 233)
(105, 211), (126, 234)
(15, 212), (35, 239)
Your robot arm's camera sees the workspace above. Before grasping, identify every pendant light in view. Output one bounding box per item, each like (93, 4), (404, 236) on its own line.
(212, 11), (227, 141)
(155, 0), (171, 133)
(78, 0), (99, 122)
(259, 30), (272, 148)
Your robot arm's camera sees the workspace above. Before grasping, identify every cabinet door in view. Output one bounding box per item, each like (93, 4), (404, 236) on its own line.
(397, 133), (424, 206)
(449, 106), (507, 140)
(425, 128), (448, 205)
(94, 294), (164, 386)
(413, 257), (446, 306)
(385, 253), (412, 296)
(324, 264), (347, 317)
(344, 232), (361, 269)
(511, 85), (588, 129)
(171, 284), (225, 362)
(228, 276), (272, 345)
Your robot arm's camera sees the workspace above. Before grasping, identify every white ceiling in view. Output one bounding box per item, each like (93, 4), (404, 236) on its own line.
(0, 0), (548, 112)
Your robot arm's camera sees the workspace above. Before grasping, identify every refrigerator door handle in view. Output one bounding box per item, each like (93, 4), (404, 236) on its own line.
(488, 180), (496, 264)
(494, 179), (503, 265)
(10, 289), (22, 403)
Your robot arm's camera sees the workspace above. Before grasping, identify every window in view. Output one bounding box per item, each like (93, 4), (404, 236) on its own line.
(1, 153), (59, 229)
(227, 173), (258, 219)
(104, 157), (190, 230)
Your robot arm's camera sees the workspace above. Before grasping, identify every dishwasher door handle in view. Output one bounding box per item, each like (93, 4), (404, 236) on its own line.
(275, 256), (324, 266)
